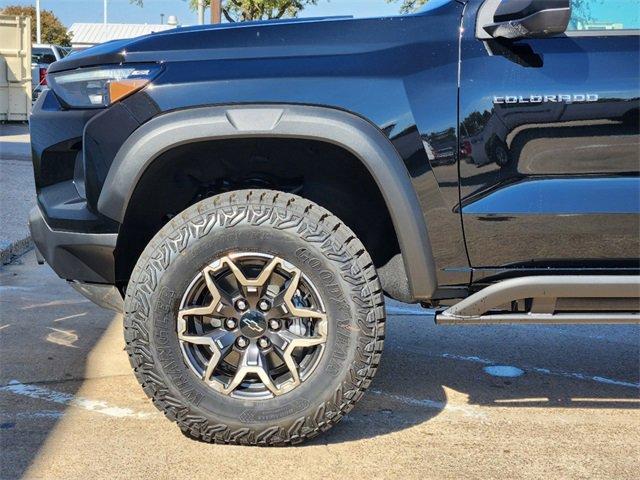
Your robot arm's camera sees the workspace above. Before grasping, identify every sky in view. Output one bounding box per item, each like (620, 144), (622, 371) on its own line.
(0, 0), (403, 27)
(1, 0), (638, 28)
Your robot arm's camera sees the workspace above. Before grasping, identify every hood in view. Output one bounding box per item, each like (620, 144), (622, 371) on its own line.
(48, 15), (355, 73)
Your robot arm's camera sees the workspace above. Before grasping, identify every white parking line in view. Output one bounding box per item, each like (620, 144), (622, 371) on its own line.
(440, 352), (640, 389)
(0, 286), (34, 292)
(0, 380), (156, 419)
(53, 312), (88, 322)
(0, 382), (486, 424)
(21, 299), (90, 310)
(1, 410), (64, 420)
(370, 389), (486, 419)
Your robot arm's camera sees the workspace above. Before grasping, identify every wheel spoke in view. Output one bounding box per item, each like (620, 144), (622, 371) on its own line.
(266, 265), (327, 389)
(265, 270), (326, 321)
(225, 255), (280, 301)
(216, 289), (238, 318)
(264, 290), (290, 321)
(189, 331), (235, 380)
(269, 330), (289, 351)
(201, 330), (237, 382)
(177, 265), (226, 321)
(211, 329), (238, 349)
(222, 344), (278, 396)
(202, 266), (221, 303)
(270, 329), (323, 351)
(241, 342), (263, 367)
(202, 356), (218, 384)
(179, 305), (213, 318)
(272, 329), (326, 386)
(178, 324), (237, 382)
(279, 329), (326, 349)
(178, 328), (237, 349)
(227, 255), (280, 288)
(282, 270), (326, 319)
(178, 332), (214, 346)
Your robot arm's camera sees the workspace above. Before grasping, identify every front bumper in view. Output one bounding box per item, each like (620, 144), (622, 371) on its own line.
(29, 205), (117, 284)
(29, 205), (123, 311)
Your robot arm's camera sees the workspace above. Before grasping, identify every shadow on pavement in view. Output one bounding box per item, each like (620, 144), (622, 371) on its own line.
(0, 251), (116, 479)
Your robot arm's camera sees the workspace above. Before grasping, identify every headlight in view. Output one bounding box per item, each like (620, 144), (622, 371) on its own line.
(47, 64), (161, 108)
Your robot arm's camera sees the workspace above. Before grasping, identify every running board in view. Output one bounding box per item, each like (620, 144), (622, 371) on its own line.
(435, 275), (640, 325)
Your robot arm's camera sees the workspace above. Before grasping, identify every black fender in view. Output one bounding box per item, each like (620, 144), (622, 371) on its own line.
(98, 104), (438, 300)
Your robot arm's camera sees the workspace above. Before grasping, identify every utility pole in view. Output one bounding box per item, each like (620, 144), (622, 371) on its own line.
(103, 0), (108, 43)
(211, 0), (222, 24)
(197, 0), (205, 25)
(35, 0), (41, 44)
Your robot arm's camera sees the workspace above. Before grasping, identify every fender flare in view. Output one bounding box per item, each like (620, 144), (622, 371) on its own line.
(98, 104), (438, 299)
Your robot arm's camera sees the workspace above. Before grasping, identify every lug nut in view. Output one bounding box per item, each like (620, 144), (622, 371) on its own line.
(257, 337), (270, 349)
(235, 299), (248, 311)
(268, 319), (281, 331)
(258, 299), (271, 312)
(224, 318), (237, 330)
(235, 336), (249, 349)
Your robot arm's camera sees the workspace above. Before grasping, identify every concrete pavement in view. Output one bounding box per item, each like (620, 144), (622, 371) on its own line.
(1, 251), (638, 479)
(0, 124), (30, 161)
(0, 124), (34, 264)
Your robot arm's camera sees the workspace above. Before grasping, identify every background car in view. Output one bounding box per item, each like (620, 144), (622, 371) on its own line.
(31, 43), (70, 101)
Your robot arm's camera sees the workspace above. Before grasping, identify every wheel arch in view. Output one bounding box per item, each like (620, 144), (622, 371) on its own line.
(99, 104), (438, 300)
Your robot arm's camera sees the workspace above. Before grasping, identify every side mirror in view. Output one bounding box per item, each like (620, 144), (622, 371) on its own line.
(479, 0), (571, 40)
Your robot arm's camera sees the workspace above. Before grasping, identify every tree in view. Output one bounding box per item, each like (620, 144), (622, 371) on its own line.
(130, 0), (319, 23)
(570, 0), (603, 27)
(387, 0), (428, 14)
(1, 5), (71, 46)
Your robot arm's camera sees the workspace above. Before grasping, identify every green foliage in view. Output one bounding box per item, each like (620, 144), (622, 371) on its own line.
(386, 0), (428, 14)
(1, 4), (71, 46)
(130, 0), (319, 22)
(570, 0), (603, 26)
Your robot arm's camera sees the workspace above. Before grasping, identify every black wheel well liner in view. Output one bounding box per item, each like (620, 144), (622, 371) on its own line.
(99, 104), (438, 300)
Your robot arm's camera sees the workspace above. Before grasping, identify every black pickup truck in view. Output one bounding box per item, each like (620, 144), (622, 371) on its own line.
(28, 0), (639, 445)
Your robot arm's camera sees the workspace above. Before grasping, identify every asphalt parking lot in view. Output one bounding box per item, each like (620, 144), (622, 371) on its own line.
(0, 124), (34, 264)
(1, 250), (638, 480)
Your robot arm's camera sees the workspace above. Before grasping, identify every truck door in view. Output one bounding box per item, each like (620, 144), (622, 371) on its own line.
(459, 0), (640, 279)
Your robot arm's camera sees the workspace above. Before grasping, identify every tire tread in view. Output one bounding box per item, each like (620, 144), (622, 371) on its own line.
(124, 189), (385, 446)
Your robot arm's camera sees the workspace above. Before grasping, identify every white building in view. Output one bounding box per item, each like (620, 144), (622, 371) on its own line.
(68, 22), (178, 48)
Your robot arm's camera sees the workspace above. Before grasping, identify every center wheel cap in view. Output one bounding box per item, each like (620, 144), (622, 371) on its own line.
(239, 310), (267, 338)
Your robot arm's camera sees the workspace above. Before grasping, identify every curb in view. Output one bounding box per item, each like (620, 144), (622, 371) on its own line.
(0, 236), (33, 266)
(2, 154), (32, 162)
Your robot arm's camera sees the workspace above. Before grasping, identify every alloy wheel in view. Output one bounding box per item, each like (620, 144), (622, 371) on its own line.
(177, 252), (327, 399)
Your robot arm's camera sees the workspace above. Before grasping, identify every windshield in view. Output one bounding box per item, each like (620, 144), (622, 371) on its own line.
(59, 47), (72, 58)
(568, 0), (640, 31)
(32, 48), (56, 65)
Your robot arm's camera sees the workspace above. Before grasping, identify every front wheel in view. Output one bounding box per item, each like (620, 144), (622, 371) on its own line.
(124, 190), (385, 445)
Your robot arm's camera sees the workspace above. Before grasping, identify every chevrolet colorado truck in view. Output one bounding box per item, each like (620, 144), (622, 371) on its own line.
(28, 0), (640, 445)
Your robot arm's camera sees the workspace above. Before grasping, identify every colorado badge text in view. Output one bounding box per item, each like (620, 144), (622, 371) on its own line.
(493, 94), (599, 104)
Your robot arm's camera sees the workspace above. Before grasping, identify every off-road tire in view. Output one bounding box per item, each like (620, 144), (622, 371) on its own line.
(123, 189), (385, 445)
